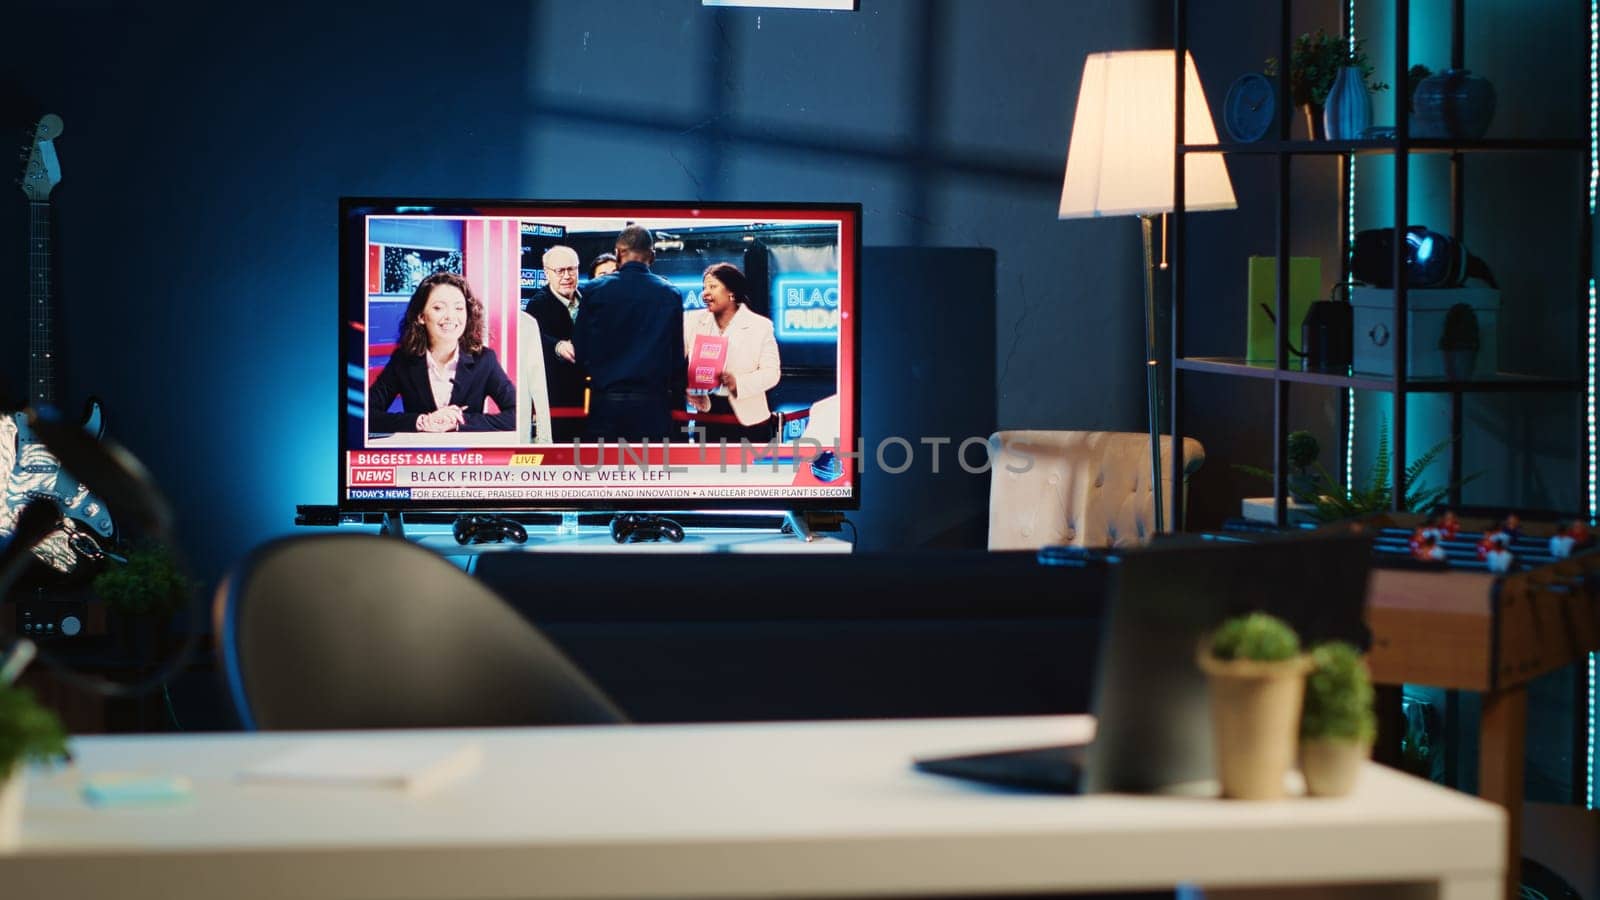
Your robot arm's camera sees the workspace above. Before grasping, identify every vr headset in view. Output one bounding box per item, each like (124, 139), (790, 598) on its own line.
(1350, 226), (1498, 289)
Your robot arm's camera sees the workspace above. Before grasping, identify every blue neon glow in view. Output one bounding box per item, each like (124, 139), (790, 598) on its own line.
(773, 275), (841, 342)
(663, 277), (708, 310)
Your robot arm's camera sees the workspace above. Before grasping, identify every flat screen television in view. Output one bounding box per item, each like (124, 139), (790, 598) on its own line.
(338, 198), (859, 513)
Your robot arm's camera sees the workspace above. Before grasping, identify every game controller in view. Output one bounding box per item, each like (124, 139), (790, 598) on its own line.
(610, 514), (685, 543)
(453, 515), (528, 545)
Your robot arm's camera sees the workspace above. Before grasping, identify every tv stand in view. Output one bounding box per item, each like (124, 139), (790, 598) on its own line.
(782, 511), (845, 543)
(307, 508), (851, 554)
(783, 510), (815, 543)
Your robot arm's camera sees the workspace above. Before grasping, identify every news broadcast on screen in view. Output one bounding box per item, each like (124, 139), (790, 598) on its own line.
(338, 199), (859, 512)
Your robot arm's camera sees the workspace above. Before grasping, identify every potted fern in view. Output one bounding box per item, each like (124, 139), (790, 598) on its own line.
(1241, 418), (1474, 523)
(1299, 642), (1376, 797)
(0, 685), (69, 848)
(1197, 612), (1310, 800)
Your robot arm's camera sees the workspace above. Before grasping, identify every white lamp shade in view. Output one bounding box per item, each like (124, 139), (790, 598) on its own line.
(1059, 50), (1237, 218)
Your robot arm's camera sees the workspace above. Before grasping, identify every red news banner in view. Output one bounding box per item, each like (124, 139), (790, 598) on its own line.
(347, 446), (852, 500)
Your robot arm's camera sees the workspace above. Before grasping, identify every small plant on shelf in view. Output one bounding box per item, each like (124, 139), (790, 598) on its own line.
(1210, 612), (1301, 662)
(1304, 418), (1473, 522)
(1299, 641), (1377, 796)
(1286, 431), (1320, 497)
(1264, 28), (1389, 108)
(1199, 612), (1310, 801)
(1240, 418), (1473, 523)
(92, 542), (194, 621)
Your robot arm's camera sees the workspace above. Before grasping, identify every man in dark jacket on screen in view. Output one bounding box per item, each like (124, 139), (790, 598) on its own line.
(572, 225), (686, 443)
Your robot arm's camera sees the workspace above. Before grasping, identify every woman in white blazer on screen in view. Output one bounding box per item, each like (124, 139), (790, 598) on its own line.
(684, 262), (781, 443)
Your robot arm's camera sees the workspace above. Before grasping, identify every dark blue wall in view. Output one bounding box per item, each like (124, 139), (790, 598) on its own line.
(3, 0), (1161, 584)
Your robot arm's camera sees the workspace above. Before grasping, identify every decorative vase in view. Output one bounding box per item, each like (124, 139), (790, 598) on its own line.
(1300, 104), (1325, 141)
(1412, 69), (1496, 139)
(1323, 67), (1372, 141)
(1300, 737), (1372, 797)
(1443, 348), (1478, 380)
(1197, 648), (1312, 800)
(0, 768), (23, 850)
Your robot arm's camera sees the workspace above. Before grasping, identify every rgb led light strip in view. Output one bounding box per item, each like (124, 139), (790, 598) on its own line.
(1588, 0), (1597, 811)
(1346, 0), (1358, 492)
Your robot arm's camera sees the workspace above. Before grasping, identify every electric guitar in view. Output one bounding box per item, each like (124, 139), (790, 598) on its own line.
(0, 114), (114, 581)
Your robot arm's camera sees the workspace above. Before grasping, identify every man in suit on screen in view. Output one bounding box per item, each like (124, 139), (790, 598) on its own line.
(572, 226), (686, 444)
(523, 245), (587, 443)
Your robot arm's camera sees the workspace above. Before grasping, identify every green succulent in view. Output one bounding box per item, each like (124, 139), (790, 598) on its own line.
(1301, 642), (1377, 742)
(0, 685), (69, 778)
(1210, 612), (1301, 662)
(1287, 431), (1320, 472)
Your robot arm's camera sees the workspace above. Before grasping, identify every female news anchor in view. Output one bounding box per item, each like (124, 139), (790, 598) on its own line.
(368, 271), (516, 435)
(683, 262), (781, 444)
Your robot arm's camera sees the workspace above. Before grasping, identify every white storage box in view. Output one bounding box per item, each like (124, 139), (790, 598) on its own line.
(1351, 285), (1500, 378)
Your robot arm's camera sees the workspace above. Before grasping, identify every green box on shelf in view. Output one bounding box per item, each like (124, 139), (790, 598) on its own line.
(1245, 256), (1322, 363)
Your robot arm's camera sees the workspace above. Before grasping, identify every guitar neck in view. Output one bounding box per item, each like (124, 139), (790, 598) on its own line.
(29, 200), (55, 408)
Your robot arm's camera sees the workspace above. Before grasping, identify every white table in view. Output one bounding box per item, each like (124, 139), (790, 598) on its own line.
(4, 716), (1504, 900)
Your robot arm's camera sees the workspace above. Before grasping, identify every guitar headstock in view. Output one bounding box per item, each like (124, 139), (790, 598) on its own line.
(19, 114), (64, 202)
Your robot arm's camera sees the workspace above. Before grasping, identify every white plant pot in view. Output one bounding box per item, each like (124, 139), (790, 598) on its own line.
(1197, 651), (1312, 800)
(1300, 737), (1372, 797)
(0, 768), (24, 850)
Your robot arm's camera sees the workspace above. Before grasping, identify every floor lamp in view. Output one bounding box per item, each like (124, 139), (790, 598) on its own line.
(1058, 50), (1236, 534)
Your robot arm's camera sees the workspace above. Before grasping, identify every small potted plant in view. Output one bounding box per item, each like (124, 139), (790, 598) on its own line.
(1265, 28), (1388, 139)
(1269, 417), (1475, 524)
(93, 542), (194, 658)
(1286, 430), (1320, 499)
(1197, 612), (1311, 800)
(0, 684), (69, 848)
(1299, 641), (1376, 796)
(1439, 303), (1480, 380)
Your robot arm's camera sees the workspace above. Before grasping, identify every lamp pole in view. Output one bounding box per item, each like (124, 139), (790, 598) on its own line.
(1139, 212), (1165, 535)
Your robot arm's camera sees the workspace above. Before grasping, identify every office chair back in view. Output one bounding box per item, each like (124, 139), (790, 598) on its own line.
(215, 533), (626, 730)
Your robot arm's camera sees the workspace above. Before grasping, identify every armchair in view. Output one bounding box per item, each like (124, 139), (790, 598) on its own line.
(988, 430), (1206, 550)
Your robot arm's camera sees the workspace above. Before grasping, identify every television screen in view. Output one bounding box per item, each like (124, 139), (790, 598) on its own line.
(339, 198), (859, 512)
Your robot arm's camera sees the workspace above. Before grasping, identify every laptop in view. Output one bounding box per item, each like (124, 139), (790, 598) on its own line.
(913, 531), (1374, 795)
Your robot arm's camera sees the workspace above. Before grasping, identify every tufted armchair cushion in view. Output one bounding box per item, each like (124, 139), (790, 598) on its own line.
(988, 430), (1206, 550)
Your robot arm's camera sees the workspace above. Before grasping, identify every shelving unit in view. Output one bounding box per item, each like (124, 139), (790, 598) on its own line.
(1168, 0), (1591, 530)
(1167, 0), (1599, 872)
